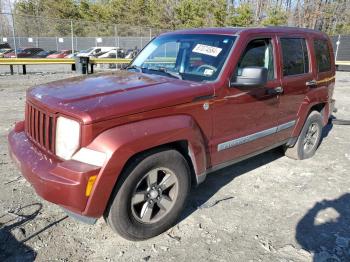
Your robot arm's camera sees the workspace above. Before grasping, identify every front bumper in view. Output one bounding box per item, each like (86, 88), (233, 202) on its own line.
(8, 122), (101, 217)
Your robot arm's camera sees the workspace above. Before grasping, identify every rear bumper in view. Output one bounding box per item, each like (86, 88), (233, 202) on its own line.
(8, 122), (101, 218)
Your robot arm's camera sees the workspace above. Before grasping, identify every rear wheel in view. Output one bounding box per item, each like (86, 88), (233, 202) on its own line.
(285, 111), (323, 160)
(106, 149), (190, 240)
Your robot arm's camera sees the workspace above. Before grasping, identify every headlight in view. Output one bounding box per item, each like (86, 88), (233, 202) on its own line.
(55, 116), (80, 160)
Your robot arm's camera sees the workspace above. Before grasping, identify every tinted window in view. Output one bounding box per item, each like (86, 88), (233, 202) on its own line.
(314, 39), (331, 72)
(281, 38), (309, 76)
(236, 39), (274, 80)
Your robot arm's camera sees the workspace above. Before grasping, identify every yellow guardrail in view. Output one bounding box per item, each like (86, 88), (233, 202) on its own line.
(89, 58), (176, 64)
(0, 58), (75, 65)
(0, 58), (179, 65)
(0, 58), (133, 74)
(0, 58), (133, 65)
(1, 58), (349, 74)
(89, 58), (132, 64)
(335, 61), (350, 66)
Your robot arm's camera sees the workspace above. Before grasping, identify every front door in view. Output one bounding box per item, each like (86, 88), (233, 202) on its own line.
(211, 36), (281, 167)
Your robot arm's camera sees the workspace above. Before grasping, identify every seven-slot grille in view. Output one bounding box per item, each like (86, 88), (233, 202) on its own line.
(25, 102), (56, 154)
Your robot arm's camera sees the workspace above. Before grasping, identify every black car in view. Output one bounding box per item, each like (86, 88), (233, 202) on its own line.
(33, 50), (56, 58)
(0, 43), (11, 49)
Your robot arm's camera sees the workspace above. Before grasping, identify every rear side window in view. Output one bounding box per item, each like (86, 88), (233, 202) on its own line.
(280, 38), (309, 76)
(314, 39), (331, 72)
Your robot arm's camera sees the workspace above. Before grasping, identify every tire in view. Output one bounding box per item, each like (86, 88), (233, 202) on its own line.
(106, 149), (190, 241)
(285, 111), (323, 160)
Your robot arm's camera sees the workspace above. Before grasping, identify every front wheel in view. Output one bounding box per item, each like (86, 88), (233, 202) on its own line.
(285, 111), (323, 160)
(106, 149), (190, 240)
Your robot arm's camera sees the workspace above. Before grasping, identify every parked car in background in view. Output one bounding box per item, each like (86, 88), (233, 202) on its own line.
(97, 48), (126, 58)
(47, 50), (74, 58)
(3, 49), (22, 58)
(0, 48), (13, 58)
(17, 47), (44, 58)
(125, 47), (140, 59)
(65, 53), (78, 59)
(33, 50), (56, 58)
(77, 47), (115, 57)
(0, 43), (11, 49)
(4, 47), (44, 58)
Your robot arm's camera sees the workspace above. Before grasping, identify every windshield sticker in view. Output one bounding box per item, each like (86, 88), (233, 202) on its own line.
(192, 44), (222, 57)
(203, 69), (214, 76)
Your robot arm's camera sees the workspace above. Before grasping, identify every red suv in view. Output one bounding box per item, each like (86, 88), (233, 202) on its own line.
(8, 27), (336, 240)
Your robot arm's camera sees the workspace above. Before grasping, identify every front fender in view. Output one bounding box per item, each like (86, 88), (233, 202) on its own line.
(82, 115), (207, 217)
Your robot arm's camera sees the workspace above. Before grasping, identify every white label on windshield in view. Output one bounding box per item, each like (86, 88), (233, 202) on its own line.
(192, 44), (222, 57)
(204, 69), (214, 76)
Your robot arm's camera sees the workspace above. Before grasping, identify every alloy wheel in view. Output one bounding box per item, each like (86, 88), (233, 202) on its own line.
(303, 123), (320, 154)
(131, 167), (179, 224)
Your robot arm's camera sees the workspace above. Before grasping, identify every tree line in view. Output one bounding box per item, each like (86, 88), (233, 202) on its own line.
(1, 0), (349, 37)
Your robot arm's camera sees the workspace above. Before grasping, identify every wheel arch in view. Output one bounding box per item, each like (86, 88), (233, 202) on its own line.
(113, 140), (200, 190)
(81, 115), (208, 218)
(291, 96), (329, 140)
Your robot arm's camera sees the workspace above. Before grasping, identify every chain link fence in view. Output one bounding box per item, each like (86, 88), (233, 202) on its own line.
(1, 12), (350, 63)
(0, 12), (169, 53)
(331, 35), (350, 62)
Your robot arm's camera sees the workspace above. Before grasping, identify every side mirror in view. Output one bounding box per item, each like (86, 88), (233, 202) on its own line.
(230, 67), (268, 88)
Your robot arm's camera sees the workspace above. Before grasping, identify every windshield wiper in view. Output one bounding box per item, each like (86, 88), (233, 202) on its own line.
(146, 67), (183, 80)
(126, 65), (142, 72)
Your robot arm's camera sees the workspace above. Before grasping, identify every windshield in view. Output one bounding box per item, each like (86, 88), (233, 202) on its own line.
(131, 34), (236, 82)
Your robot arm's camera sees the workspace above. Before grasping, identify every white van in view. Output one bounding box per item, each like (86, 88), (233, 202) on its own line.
(77, 47), (115, 57)
(98, 48), (126, 58)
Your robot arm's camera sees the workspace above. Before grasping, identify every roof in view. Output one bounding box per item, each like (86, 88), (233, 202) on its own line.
(162, 26), (328, 38)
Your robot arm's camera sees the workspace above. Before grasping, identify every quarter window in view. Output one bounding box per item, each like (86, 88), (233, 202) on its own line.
(236, 38), (275, 81)
(314, 39), (331, 72)
(280, 38), (309, 76)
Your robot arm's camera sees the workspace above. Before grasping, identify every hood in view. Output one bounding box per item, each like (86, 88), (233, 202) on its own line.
(27, 71), (212, 124)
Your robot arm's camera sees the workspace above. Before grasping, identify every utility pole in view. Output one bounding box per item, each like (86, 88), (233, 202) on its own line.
(8, 0), (17, 58)
(0, 0), (3, 39)
(70, 20), (74, 52)
(335, 35), (341, 62)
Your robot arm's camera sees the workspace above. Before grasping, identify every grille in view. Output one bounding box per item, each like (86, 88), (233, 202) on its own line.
(25, 102), (56, 154)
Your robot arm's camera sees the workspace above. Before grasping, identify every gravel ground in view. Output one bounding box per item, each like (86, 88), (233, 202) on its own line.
(0, 70), (349, 262)
(0, 64), (75, 75)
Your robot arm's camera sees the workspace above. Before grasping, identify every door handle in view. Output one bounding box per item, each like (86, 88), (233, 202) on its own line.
(274, 86), (284, 94)
(306, 80), (317, 87)
(267, 86), (284, 95)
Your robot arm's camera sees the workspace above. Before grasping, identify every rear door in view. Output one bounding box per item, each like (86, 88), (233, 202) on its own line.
(312, 37), (336, 110)
(276, 35), (313, 141)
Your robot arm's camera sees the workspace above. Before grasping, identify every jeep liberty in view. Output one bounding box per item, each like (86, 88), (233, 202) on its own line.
(8, 27), (336, 240)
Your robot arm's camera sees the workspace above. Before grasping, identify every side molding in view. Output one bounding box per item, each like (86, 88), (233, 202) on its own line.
(218, 120), (296, 152)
